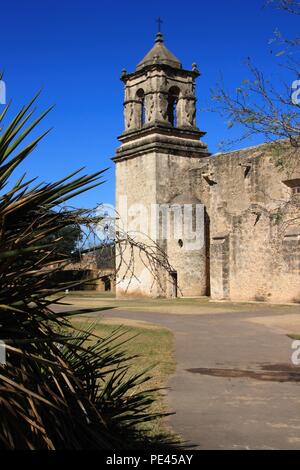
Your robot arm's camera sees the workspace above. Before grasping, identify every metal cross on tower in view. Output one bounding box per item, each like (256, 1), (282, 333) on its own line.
(156, 17), (163, 32)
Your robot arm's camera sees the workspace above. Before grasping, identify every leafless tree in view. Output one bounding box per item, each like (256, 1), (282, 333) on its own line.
(54, 206), (175, 295)
(211, 0), (300, 239)
(212, 0), (299, 163)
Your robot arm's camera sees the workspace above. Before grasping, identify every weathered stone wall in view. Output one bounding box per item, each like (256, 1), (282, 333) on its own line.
(115, 150), (210, 297)
(115, 139), (299, 303)
(155, 153), (209, 296)
(200, 142), (300, 303)
(115, 152), (162, 297)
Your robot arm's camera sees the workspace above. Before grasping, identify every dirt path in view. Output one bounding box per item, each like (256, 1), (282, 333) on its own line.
(101, 307), (300, 449)
(54, 301), (300, 449)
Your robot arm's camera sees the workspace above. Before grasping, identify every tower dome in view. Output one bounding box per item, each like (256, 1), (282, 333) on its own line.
(136, 32), (182, 71)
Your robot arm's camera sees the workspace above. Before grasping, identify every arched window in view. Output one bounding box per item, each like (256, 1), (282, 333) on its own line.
(136, 89), (145, 127)
(167, 87), (180, 127)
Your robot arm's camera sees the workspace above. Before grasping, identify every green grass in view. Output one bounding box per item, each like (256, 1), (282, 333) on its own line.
(53, 290), (300, 316)
(71, 315), (176, 440)
(66, 291), (115, 299)
(288, 334), (300, 340)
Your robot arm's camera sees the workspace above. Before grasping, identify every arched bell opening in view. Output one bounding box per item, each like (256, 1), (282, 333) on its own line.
(136, 88), (146, 128)
(167, 86), (180, 127)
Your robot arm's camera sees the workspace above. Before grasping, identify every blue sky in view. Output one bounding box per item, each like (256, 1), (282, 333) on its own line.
(1, 0), (298, 208)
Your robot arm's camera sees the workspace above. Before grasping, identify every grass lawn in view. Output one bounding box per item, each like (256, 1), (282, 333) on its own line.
(71, 314), (176, 441)
(54, 290), (300, 315)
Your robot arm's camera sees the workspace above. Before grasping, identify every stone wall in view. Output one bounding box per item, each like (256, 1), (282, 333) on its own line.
(115, 150), (209, 297)
(200, 142), (300, 303)
(115, 152), (161, 297)
(115, 139), (299, 303)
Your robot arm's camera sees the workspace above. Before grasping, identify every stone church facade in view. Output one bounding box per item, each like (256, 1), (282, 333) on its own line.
(113, 32), (300, 303)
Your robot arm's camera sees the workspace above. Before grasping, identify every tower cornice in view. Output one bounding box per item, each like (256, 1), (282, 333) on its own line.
(121, 64), (200, 82)
(113, 126), (210, 163)
(118, 123), (206, 143)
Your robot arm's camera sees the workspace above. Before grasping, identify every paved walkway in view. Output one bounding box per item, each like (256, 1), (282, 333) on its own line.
(97, 305), (300, 450)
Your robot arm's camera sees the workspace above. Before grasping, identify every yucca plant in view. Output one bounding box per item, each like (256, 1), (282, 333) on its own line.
(0, 94), (172, 449)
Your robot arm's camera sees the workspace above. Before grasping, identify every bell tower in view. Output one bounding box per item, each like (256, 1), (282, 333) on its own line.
(113, 31), (210, 298)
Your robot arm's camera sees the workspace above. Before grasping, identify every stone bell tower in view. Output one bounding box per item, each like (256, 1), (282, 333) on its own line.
(113, 31), (210, 298)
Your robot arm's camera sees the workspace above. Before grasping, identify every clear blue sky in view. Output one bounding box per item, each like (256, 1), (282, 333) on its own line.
(1, 0), (298, 208)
